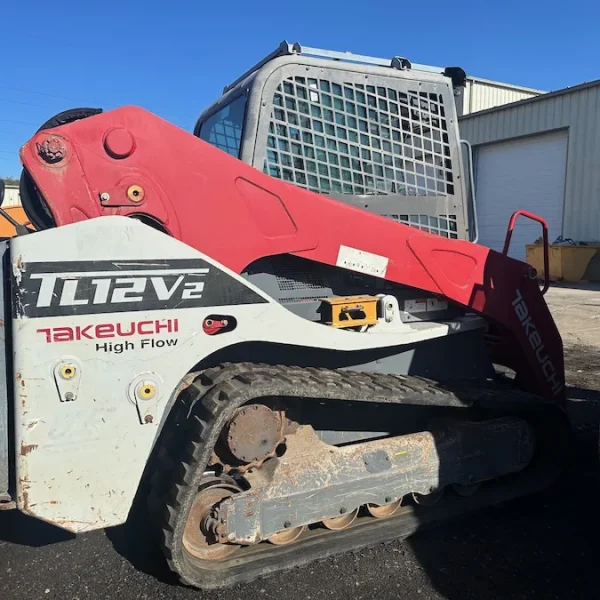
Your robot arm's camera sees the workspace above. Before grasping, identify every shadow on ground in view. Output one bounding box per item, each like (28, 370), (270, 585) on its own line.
(406, 432), (600, 600)
(104, 497), (181, 587)
(0, 509), (74, 547)
(404, 353), (600, 600)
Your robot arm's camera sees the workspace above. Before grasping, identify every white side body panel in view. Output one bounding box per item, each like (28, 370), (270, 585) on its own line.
(11, 216), (482, 532)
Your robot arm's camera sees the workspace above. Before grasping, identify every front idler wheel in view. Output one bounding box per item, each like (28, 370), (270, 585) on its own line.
(182, 479), (242, 562)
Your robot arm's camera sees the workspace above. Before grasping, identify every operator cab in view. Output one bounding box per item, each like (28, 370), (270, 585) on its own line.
(193, 42), (477, 326)
(194, 41), (476, 243)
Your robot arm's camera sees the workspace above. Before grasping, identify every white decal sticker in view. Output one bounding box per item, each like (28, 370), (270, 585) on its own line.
(336, 245), (389, 278)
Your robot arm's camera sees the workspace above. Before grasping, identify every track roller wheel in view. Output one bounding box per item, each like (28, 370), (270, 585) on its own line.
(182, 478), (242, 562)
(322, 508), (359, 530)
(366, 498), (403, 518)
(268, 525), (307, 546)
(412, 488), (444, 506)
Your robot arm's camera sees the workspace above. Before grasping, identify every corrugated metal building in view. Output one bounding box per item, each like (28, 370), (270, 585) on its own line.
(458, 76), (543, 116)
(459, 79), (600, 262)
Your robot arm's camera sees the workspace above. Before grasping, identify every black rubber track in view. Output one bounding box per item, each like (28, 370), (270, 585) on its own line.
(149, 362), (571, 590)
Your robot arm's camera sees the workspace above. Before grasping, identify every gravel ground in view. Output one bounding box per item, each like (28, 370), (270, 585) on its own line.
(2, 283), (600, 600)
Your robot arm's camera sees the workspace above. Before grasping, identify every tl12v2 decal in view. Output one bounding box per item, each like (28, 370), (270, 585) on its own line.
(13, 258), (268, 318)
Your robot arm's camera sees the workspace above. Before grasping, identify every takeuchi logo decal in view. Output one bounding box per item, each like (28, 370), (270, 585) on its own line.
(37, 319), (179, 343)
(36, 318), (181, 354)
(512, 289), (563, 396)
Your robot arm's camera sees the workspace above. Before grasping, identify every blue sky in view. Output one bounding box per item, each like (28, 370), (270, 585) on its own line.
(1, 0), (598, 177)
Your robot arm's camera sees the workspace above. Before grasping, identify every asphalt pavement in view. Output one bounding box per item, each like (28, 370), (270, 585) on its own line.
(2, 284), (600, 600)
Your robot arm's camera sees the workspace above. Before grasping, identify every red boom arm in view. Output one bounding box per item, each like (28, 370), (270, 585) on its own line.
(19, 106), (565, 404)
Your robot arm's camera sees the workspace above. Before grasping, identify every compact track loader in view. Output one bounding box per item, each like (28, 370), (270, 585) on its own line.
(0, 42), (570, 589)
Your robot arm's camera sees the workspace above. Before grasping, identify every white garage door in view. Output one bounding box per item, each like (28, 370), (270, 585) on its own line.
(474, 130), (568, 261)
